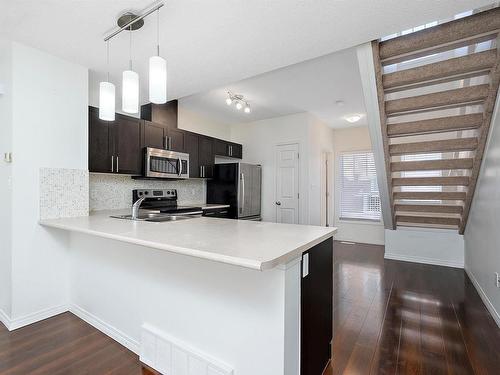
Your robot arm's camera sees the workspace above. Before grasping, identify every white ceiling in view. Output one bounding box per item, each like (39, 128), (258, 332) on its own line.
(180, 47), (368, 128)
(2, 0), (493, 105)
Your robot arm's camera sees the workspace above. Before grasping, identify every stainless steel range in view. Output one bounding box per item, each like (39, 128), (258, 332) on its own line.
(111, 189), (202, 222)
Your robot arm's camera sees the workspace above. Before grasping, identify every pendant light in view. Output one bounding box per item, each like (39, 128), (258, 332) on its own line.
(122, 27), (139, 113)
(99, 41), (115, 121)
(149, 8), (167, 104)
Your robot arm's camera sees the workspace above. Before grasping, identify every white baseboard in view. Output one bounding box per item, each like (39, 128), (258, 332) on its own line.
(8, 304), (68, 331)
(465, 268), (500, 329)
(69, 304), (139, 354)
(384, 252), (464, 269)
(0, 308), (11, 330)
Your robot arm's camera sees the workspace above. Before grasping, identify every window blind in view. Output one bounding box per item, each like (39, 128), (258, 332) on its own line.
(340, 152), (381, 221)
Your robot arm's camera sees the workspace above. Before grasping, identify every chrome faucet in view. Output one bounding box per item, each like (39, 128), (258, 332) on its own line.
(131, 196), (147, 220)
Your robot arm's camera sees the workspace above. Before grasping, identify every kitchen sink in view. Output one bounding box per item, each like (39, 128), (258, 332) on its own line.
(110, 213), (200, 222)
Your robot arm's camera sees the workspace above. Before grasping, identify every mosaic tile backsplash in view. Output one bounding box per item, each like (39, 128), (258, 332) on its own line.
(89, 173), (206, 211)
(40, 168), (89, 220)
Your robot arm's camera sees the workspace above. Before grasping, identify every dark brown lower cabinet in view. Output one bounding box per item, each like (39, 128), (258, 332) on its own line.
(301, 237), (333, 375)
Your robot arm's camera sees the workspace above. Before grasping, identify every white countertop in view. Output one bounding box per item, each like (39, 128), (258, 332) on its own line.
(40, 210), (336, 271)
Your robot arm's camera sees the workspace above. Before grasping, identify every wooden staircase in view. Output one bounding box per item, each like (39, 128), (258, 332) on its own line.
(372, 7), (500, 233)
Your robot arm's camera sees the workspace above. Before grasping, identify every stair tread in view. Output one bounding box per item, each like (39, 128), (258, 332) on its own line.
(391, 158), (474, 172)
(394, 191), (466, 200)
(392, 176), (470, 186)
(394, 204), (463, 214)
(396, 215), (461, 226)
(387, 114), (483, 137)
(389, 137), (478, 155)
(385, 85), (489, 115)
(383, 49), (497, 91)
(379, 7), (500, 62)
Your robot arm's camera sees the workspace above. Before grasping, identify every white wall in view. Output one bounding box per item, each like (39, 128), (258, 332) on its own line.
(231, 113), (334, 225)
(6, 43), (88, 323)
(308, 117), (334, 226)
(0, 39), (13, 319)
(178, 105), (232, 140)
(385, 228), (464, 268)
(332, 126), (385, 245)
(464, 94), (500, 327)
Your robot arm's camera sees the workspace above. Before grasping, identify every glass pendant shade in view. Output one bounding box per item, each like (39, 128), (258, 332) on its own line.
(99, 81), (115, 121)
(122, 70), (139, 113)
(149, 55), (167, 104)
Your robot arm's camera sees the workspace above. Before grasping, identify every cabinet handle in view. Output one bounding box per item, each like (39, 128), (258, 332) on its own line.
(116, 156), (119, 173)
(229, 145), (232, 156)
(169, 137), (172, 150)
(164, 136), (168, 149)
(111, 156), (114, 173)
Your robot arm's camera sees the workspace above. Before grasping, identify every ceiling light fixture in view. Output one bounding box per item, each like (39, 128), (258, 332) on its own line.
(99, 2), (165, 119)
(149, 7), (167, 104)
(225, 91), (251, 114)
(99, 40), (115, 121)
(345, 115), (362, 123)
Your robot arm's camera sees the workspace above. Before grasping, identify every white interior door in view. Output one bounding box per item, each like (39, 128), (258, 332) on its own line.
(275, 143), (299, 224)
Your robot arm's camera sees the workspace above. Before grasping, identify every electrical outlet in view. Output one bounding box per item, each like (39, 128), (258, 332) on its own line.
(496, 272), (500, 288)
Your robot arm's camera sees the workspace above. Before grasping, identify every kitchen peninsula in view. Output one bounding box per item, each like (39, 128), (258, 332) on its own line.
(41, 212), (336, 375)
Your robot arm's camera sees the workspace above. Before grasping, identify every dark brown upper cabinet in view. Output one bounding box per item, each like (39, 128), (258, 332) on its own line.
(143, 120), (185, 152)
(114, 113), (143, 175)
(89, 107), (113, 173)
(198, 136), (215, 178)
(141, 100), (178, 128)
(214, 139), (243, 159)
(88, 107), (142, 175)
(184, 132), (200, 178)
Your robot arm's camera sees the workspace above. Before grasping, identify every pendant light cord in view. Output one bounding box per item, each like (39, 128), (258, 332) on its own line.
(106, 40), (110, 82)
(156, 8), (160, 56)
(129, 26), (132, 70)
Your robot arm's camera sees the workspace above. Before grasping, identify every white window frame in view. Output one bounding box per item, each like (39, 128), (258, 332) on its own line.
(338, 150), (381, 223)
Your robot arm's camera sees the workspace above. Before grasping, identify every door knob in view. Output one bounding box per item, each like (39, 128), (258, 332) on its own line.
(275, 201), (281, 205)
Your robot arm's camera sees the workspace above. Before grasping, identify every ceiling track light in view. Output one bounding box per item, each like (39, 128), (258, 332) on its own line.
(98, 1), (166, 119)
(225, 91), (252, 114)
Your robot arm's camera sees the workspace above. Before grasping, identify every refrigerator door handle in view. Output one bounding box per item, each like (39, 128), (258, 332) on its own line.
(240, 172), (245, 215)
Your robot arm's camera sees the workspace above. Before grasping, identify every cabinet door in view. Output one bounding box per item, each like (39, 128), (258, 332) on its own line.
(184, 132), (200, 178)
(214, 139), (229, 157)
(143, 121), (166, 150)
(301, 237), (333, 375)
(141, 100), (178, 128)
(167, 128), (186, 152)
(114, 114), (143, 175)
(230, 142), (243, 159)
(198, 136), (214, 178)
(88, 107), (113, 173)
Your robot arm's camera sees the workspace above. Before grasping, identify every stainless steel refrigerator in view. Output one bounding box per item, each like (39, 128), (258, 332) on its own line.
(207, 163), (262, 220)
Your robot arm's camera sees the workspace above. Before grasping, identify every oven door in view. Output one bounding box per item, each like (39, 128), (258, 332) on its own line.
(145, 148), (189, 179)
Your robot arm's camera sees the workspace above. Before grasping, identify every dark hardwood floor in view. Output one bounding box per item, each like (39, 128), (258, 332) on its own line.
(326, 241), (500, 375)
(0, 313), (158, 375)
(1, 240), (499, 374)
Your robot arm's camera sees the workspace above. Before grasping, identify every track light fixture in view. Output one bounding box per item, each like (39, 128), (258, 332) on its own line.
(225, 91), (251, 114)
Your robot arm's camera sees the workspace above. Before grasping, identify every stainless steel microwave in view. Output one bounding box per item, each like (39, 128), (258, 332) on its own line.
(144, 147), (189, 179)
